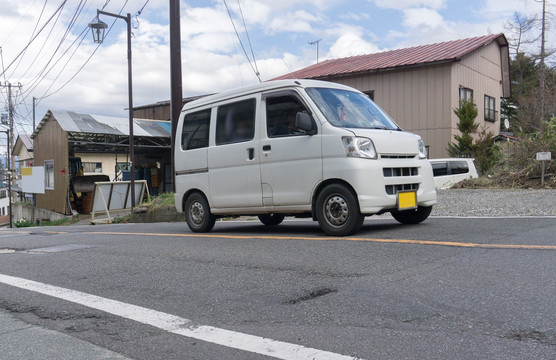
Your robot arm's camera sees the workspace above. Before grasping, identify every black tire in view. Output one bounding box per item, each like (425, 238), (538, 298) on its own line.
(315, 184), (365, 236)
(258, 214), (285, 226)
(184, 192), (216, 232)
(391, 206), (433, 225)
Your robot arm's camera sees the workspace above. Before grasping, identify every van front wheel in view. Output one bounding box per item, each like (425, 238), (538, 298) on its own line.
(316, 184), (365, 236)
(258, 214), (285, 226)
(184, 193), (216, 232)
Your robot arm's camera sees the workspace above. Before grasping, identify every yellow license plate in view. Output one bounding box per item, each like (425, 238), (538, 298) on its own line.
(398, 191), (417, 210)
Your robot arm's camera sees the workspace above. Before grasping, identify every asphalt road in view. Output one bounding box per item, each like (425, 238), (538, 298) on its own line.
(0, 217), (555, 360)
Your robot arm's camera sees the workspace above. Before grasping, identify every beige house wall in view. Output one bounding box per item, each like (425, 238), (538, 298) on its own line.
(15, 147), (33, 166)
(330, 63), (453, 158)
(75, 152), (128, 181)
(452, 41), (503, 137)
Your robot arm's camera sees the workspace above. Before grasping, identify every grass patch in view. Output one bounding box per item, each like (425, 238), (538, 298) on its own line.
(40, 218), (70, 226)
(141, 192), (175, 212)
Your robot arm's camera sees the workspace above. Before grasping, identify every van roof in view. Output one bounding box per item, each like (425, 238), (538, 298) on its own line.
(181, 79), (358, 112)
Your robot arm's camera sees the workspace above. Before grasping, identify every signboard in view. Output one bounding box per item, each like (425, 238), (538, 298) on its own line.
(90, 180), (148, 223)
(536, 152), (552, 161)
(21, 166), (45, 194)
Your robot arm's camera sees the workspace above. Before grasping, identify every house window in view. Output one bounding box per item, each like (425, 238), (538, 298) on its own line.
(0, 190), (5, 199)
(116, 162), (130, 172)
(45, 160), (54, 190)
(83, 162), (102, 173)
(459, 87), (473, 102)
(484, 95), (496, 122)
(364, 91), (375, 101)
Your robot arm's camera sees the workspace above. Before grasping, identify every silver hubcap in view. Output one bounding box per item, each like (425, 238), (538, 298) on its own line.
(324, 195), (349, 226)
(190, 201), (204, 224)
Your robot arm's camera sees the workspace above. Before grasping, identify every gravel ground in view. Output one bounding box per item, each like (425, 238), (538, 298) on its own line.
(431, 188), (556, 217)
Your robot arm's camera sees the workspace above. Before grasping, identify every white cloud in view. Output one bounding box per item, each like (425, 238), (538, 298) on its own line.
(370, 0), (446, 10)
(327, 32), (380, 58)
(403, 8), (445, 28)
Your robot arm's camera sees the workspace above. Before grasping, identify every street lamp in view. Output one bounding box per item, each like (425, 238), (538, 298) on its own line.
(89, 10), (136, 208)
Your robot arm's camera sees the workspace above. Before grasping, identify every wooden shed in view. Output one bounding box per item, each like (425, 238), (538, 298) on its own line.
(32, 110), (171, 214)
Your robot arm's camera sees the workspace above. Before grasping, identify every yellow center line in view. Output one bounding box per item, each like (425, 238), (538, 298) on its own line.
(87, 231), (556, 251)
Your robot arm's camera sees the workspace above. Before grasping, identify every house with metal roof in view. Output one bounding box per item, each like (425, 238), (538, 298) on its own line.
(14, 134), (34, 168)
(273, 33), (511, 158)
(31, 109), (171, 214)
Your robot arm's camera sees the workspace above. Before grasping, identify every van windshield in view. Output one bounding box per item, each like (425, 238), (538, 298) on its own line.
(305, 87), (400, 130)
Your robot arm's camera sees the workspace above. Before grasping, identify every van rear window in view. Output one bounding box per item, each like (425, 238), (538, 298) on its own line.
(216, 99), (256, 145)
(450, 161), (469, 174)
(182, 109), (211, 150)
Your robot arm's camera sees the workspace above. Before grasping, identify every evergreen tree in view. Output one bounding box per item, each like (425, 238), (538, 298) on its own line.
(447, 100), (479, 158)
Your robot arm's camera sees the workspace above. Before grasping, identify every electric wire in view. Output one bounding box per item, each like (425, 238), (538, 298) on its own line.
(222, 0), (261, 82)
(36, 0), (130, 102)
(13, 0), (67, 83)
(133, 0), (150, 29)
(20, 0), (89, 97)
(0, 0), (68, 79)
(0, 0), (40, 47)
(236, 0), (260, 81)
(8, 0), (50, 79)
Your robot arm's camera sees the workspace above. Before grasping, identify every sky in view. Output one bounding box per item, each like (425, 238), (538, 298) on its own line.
(0, 0), (552, 143)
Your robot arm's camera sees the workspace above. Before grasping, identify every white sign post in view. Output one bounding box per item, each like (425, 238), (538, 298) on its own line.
(536, 152), (552, 187)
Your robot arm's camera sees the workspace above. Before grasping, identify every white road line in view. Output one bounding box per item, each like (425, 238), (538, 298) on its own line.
(0, 273), (361, 360)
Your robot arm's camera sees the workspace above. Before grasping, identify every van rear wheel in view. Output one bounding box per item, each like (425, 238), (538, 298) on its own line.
(316, 184), (365, 236)
(391, 206), (432, 224)
(258, 214), (285, 226)
(184, 193), (216, 232)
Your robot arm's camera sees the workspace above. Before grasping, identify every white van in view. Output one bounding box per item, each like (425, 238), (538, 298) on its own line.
(174, 80), (436, 236)
(429, 158), (478, 189)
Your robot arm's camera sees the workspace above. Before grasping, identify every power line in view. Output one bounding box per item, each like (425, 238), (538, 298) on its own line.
(20, 0), (89, 97)
(36, 0), (130, 102)
(0, 0), (68, 79)
(8, 0), (50, 79)
(222, 0), (261, 82)
(236, 0), (260, 81)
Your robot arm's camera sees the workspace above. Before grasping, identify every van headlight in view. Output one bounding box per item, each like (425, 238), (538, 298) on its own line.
(342, 136), (377, 159)
(418, 139), (427, 159)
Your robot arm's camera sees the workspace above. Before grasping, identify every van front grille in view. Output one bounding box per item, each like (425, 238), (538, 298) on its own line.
(381, 154), (416, 159)
(383, 167), (418, 177)
(385, 183), (419, 195)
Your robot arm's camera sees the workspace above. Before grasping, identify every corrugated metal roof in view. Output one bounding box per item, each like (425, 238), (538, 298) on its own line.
(273, 34), (508, 80)
(18, 134), (33, 150)
(32, 110), (171, 138)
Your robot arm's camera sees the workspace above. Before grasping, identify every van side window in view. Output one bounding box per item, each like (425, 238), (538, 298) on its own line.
(182, 109), (211, 150)
(432, 162), (448, 176)
(449, 161), (469, 175)
(266, 95), (310, 137)
(215, 99), (256, 145)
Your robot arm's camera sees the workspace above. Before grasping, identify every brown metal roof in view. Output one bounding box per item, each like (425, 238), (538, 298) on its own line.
(273, 33), (508, 80)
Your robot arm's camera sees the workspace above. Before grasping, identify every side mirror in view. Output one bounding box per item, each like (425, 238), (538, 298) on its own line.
(295, 112), (317, 135)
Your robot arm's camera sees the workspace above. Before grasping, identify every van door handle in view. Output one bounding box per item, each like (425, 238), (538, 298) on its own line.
(247, 148), (255, 160)
(262, 145), (271, 151)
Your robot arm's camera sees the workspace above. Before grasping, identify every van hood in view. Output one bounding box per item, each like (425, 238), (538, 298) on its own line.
(350, 129), (421, 156)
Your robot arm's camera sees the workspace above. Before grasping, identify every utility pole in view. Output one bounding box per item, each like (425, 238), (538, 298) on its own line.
(0, 81), (20, 185)
(32, 97), (36, 132)
(538, 0), (546, 135)
(169, 0), (183, 193)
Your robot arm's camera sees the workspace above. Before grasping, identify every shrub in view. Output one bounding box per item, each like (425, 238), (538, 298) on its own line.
(14, 218), (34, 228)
